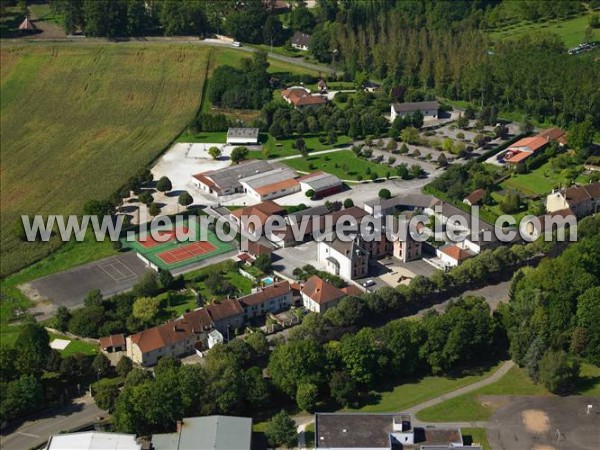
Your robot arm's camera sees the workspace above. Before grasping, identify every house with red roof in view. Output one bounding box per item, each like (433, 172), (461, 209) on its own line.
(300, 275), (362, 314)
(281, 87), (327, 109)
(436, 244), (475, 268)
(238, 281), (292, 319)
(504, 127), (567, 165)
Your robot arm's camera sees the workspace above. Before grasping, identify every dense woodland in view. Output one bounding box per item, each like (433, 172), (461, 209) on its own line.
(45, 0), (600, 128)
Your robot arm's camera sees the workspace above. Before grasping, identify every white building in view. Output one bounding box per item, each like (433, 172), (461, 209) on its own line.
(239, 167), (300, 201)
(207, 329), (223, 349)
(226, 127), (259, 145)
(317, 237), (369, 281)
(390, 100), (439, 122)
(46, 432), (141, 450)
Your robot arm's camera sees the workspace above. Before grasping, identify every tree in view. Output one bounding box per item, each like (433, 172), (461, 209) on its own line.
(1, 375), (43, 422)
(156, 176), (172, 193)
(575, 287), (600, 364)
(158, 269), (174, 290)
(296, 382), (318, 413)
(437, 152), (448, 167)
(15, 322), (50, 376)
(568, 119), (595, 151)
(208, 146), (222, 160)
(343, 198), (354, 208)
(399, 143), (409, 154)
(83, 199), (114, 217)
(400, 127), (420, 144)
(305, 189), (315, 199)
(290, 5), (315, 32)
(54, 306), (71, 332)
(296, 138), (307, 156)
(230, 146), (249, 164)
(457, 114), (469, 129)
(93, 382), (120, 412)
(265, 410), (297, 448)
(539, 350), (580, 394)
(329, 370), (357, 407)
(520, 117), (534, 135)
(133, 271), (160, 297)
(149, 203), (161, 216)
(268, 339), (326, 397)
(92, 352), (112, 378)
(500, 190), (520, 214)
(178, 191), (193, 207)
(116, 356), (134, 378)
(138, 191), (154, 206)
(378, 188), (392, 200)
(254, 254), (272, 273)
(133, 297), (161, 325)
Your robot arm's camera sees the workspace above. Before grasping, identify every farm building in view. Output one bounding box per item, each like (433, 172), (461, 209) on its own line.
(192, 160), (276, 196)
(390, 100), (439, 121)
(231, 201), (286, 235)
(504, 127), (567, 164)
(239, 167), (300, 201)
(298, 171), (343, 198)
(226, 127), (260, 145)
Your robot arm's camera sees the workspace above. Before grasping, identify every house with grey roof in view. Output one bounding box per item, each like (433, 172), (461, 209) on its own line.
(314, 412), (481, 450)
(152, 416), (252, 450)
(192, 160), (280, 196)
(291, 31), (311, 50)
(226, 127), (260, 145)
(390, 100), (439, 121)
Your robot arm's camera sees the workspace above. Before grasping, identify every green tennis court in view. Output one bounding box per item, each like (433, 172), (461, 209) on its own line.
(122, 219), (235, 270)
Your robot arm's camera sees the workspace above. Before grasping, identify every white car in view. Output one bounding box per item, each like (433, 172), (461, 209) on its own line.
(362, 279), (375, 287)
(232, 41), (242, 47)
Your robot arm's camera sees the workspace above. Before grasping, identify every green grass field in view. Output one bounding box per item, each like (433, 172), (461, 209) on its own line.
(345, 362), (504, 413)
(461, 428), (491, 450)
(49, 332), (99, 357)
(0, 44), (210, 276)
(501, 159), (589, 196)
(121, 219), (235, 270)
(489, 13), (600, 48)
(182, 261), (253, 303)
(417, 363), (600, 422)
(284, 150), (392, 181)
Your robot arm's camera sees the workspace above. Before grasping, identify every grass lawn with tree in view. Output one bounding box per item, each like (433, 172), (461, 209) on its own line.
(48, 332), (99, 357)
(284, 150), (394, 181)
(416, 363), (600, 422)
(344, 362), (505, 414)
(489, 13), (600, 48)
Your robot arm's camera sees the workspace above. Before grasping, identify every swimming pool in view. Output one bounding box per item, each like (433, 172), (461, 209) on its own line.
(262, 276), (274, 285)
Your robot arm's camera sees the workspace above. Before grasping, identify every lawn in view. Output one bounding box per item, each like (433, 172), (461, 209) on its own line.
(261, 133), (353, 159)
(500, 159), (588, 196)
(416, 365), (551, 422)
(461, 428), (491, 450)
(1, 44), (210, 277)
(489, 13), (600, 48)
(283, 150), (392, 181)
(49, 332), (99, 357)
(183, 261), (254, 303)
(345, 362), (505, 413)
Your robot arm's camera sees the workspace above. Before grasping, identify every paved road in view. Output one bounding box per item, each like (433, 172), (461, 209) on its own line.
(0, 395), (105, 450)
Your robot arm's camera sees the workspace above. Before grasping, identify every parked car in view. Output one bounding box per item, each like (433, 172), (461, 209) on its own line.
(362, 279), (375, 287)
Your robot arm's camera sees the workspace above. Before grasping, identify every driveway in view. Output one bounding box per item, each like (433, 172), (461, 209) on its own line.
(0, 395), (105, 450)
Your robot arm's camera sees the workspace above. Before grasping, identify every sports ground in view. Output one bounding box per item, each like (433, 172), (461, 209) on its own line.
(122, 219), (235, 270)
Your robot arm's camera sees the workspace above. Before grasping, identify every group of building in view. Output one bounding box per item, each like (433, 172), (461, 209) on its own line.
(103, 273), (361, 366)
(44, 413), (482, 450)
(193, 158), (343, 201)
(501, 127), (567, 165)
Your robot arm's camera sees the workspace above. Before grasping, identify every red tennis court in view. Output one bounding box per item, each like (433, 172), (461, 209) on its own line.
(137, 226), (190, 249)
(156, 241), (217, 264)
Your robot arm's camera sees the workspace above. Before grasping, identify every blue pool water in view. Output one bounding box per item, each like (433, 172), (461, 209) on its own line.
(262, 276), (274, 285)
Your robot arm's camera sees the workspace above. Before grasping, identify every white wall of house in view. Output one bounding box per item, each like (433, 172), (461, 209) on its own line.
(317, 241), (368, 280)
(390, 105), (438, 122)
(243, 291), (293, 319)
(436, 249), (459, 267)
